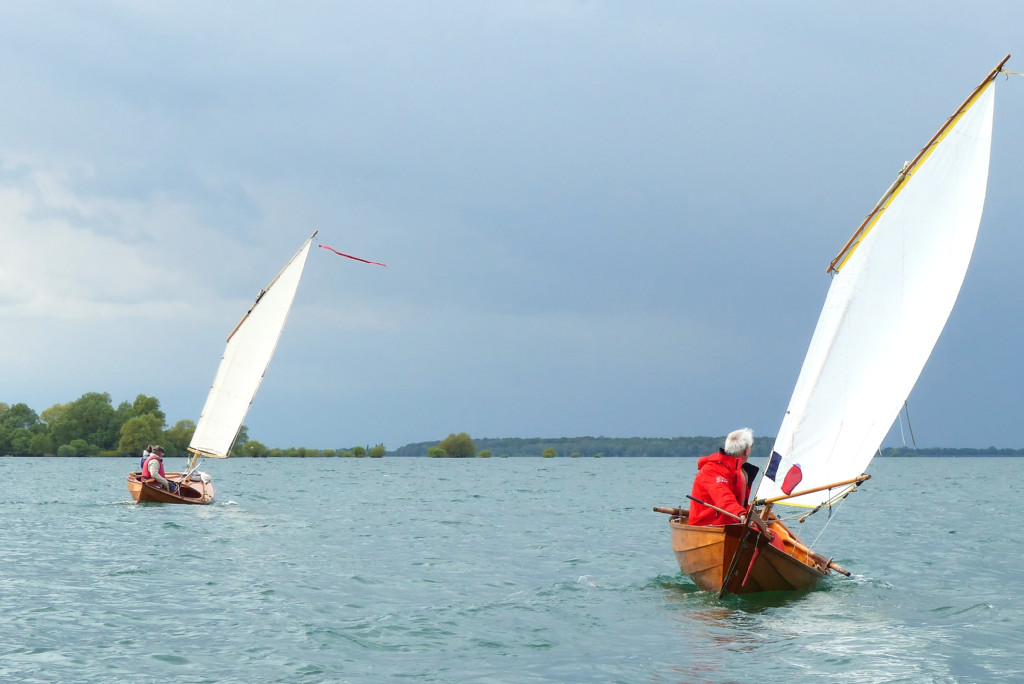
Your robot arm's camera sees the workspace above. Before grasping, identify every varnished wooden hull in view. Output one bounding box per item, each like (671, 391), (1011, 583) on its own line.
(669, 511), (827, 595)
(127, 471), (215, 505)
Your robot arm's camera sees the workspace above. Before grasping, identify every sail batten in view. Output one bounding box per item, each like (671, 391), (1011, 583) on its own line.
(188, 234), (316, 459)
(758, 71), (999, 507)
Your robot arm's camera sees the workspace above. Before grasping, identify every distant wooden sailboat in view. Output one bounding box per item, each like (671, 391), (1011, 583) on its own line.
(657, 55), (1010, 595)
(127, 232), (318, 504)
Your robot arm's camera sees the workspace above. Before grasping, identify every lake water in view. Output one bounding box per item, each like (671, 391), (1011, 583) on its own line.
(1, 456), (1021, 683)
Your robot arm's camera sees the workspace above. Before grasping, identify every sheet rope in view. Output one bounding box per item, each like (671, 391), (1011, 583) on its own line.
(769, 482), (862, 551)
(808, 492), (851, 550)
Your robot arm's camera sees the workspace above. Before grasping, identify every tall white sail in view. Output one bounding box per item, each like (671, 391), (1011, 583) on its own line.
(189, 233), (316, 458)
(757, 78), (997, 507)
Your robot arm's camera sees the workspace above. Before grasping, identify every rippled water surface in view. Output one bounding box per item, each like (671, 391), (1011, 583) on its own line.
(1, 456), (1022, 683)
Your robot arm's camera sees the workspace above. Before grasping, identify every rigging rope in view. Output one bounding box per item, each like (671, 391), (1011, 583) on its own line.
(182, 456), (207, 483)
(903, 401), (917, 447)
(809, 493), (850, 549)
(769, 483), (861, 552)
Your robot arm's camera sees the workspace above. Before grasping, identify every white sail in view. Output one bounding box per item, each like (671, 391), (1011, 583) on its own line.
(757, 79), (997, 507)
(189, 233), (316, 458)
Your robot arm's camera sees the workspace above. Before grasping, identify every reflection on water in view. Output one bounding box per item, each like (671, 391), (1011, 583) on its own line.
(655, 576), (819, 683)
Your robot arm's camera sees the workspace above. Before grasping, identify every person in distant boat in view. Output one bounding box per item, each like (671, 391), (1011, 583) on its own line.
(140, 445), (177, 493)
(140, 445), (153, 470)
(688, 427), (764, 529)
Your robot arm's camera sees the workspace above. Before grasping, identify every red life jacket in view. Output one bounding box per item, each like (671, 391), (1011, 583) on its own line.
(141, 455), (165, 482)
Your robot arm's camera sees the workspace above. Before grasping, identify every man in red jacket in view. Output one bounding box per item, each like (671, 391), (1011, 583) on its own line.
(688, 428), (759, 526)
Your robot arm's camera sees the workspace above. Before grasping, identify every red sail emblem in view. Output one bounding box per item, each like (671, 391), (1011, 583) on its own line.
(781, 464), (803, 495)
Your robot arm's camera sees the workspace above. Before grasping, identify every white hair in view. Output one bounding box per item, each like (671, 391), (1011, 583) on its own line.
(724, 428), (754, 456)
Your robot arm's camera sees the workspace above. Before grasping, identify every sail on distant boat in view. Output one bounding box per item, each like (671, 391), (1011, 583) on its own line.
(656, 55), (1010, 595)
(189, 234), (316, 461)
(128, 232), (319, 505)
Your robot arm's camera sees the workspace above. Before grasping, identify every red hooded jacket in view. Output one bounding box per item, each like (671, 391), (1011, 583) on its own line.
(688, 449), (750, 526)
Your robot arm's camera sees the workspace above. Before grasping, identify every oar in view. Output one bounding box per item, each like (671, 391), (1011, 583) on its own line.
(686, 495), (744, 522)
(653, 498), (746, 522)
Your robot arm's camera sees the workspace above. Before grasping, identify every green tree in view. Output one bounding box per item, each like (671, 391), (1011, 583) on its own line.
(8, 428), (32, 455)
(30, 431), (56, 456)
(1, 403), (42, 455)
(163, 420), (196, 456)
(47, 392), (120, 451)
(352, 446), (367, 458)
(427, 446), (447, 458)
(369, 444), (386, 458)
(38, 402), (67, 452)
(118, 414), (165, 457)
(129, 394), (165, 424)
(0, 402), (39, 430)
(542, 447), (557, 458)
(439, 432), (475, 458)
(230, 425), (250, 455)
(237, 440), (268, 457)
(58, 438), (95, 457)
(478, 450), (492, 458)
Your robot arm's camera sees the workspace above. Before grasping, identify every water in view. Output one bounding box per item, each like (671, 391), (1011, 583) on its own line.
(1, 456), (1022, 683)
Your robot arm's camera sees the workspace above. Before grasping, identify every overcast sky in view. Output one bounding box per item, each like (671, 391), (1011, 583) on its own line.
(2, 2), (1023, 452)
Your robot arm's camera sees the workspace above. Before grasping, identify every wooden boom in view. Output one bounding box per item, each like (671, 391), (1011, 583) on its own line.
(754, 474), (871, 506)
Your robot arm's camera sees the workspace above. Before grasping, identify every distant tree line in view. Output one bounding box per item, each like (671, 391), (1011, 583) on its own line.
(0, 393), (385, 458)
(392, 435), (777, 459)
(395, 435), (1024, 458)
(880, 446), (1024, 457)
(10, 394), (1018, 459)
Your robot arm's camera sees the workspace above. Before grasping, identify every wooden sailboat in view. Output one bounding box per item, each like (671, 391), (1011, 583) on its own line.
(127, 232), (318, 504)
(656, 55), (1010, 595)
(661, 513), (826, 595)
(126, 466), (215, 504)
(654, 475), (863, 595)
